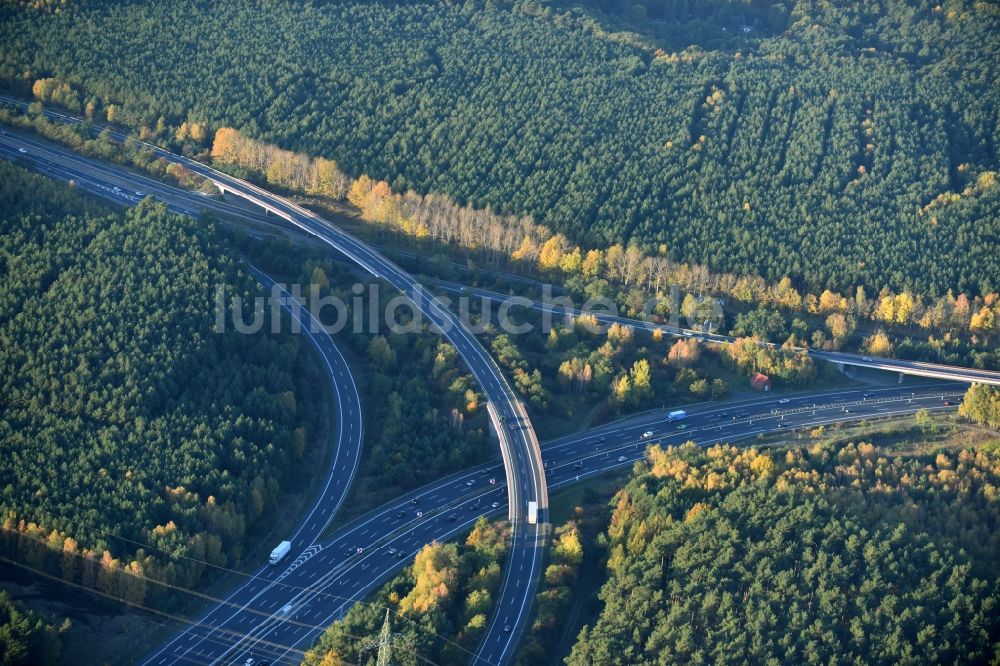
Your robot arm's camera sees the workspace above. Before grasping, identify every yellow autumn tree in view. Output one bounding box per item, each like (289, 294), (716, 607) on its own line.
(613, 374), (631, 403)
(538, 234), (567, 271)
(862, 329), (894, 356)
(894, 292), (915, 324)
(398, 542), (459, 614)
(210, 127), (242, 165)
(970, 306), (996, 333)
(818, 289), (846, 313)
(347, 174), (375, 208)
(667, 338), (700, 367)
(558, 246), (583, 274)
(581, 249), (603, 278)
(511, 235), (539, 263)
(773, 277), (802, 310)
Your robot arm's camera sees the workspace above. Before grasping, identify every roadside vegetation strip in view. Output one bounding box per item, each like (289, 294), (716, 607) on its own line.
(3, 93), (997, 385)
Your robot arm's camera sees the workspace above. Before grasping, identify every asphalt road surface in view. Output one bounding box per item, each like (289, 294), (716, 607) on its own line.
(0, 110), (986, 665)
(144, 383), (961, 666)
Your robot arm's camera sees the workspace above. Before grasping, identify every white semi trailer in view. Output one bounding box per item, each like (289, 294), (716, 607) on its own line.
(269, 540), (292, 565)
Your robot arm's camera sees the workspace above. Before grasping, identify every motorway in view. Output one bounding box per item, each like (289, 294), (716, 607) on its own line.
(0, 124), (290, 232)
(0, 103), (549, 665)
(0, 110), (990, 664)
(431, 280), (1000, 386)
(143, 383), (963, 665)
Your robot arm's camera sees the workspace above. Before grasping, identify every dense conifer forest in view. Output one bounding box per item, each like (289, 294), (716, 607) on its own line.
(0, 162), (319, 603)
(0, 0), (997, 297)
(566, 440), (1000, 664)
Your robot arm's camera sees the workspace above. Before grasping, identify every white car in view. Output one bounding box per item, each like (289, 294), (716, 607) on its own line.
(778, 398), (790, 404)
(642, 431), (654, 439)
(466, 479), (475, 486)
(617, 456), (628, 462)
(491, 502), (501, 509)
(17, 147), (27, 154)
(387, 548), (398, 555)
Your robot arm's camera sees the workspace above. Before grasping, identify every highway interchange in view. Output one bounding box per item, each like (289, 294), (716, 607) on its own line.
(0, 105), (995, 665)
(148, 384), (965, 665)
(0, 106), (547, 665)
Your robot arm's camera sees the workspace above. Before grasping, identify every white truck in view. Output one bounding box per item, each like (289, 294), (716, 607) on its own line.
(666, 410), (687, 423)
(269, 540), (292, 565)
(527, 501), (538, 525)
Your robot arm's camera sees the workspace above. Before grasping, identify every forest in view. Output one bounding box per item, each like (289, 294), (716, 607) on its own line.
(0, 162), (320, 607)
(566, 440), (1000, 664)
(0, 591), (66, 666)
(213, 126), (999, 369)
(0, 0), (997, 298)
(960, 384), (1000, 430)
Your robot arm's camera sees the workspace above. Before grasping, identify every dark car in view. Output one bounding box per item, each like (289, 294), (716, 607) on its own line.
(447, 514), (458, 522)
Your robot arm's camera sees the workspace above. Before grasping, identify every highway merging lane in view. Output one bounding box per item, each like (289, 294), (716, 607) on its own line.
(149, 384), (961, 665)
(0, 102), (548, 665)
(149, 133), (549, 666)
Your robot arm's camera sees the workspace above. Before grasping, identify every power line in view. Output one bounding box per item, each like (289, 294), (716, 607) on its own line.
(0, 554), (310, 660)
(0, 535), (469, 665)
